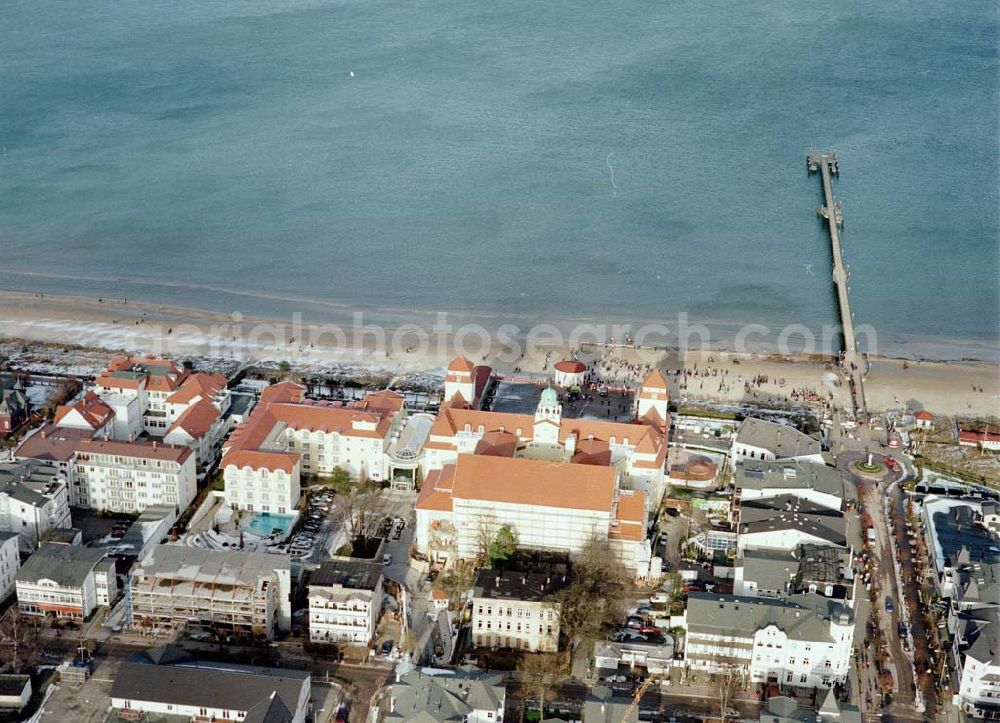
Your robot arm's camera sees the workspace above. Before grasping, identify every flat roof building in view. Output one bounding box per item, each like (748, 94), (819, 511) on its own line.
(129, 544), (291, 639)
(110, 646), (311, 723)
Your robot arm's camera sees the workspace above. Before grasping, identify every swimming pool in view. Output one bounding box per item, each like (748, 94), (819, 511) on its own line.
(244, 512), (297, 539)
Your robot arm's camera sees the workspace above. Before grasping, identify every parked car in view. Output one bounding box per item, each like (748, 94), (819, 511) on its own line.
(382, 553), (392, 566)
(381, 640), (394, 655)
(650, 591), (670, 604)
(334, 702), (350, 722)
(659, 532), (668, 545)
(660, 560), (672, 573)
(613, 630), (648, 643)
(885, 597), (894, 613)
(637, 625), (660, 636)
(626, 616), (646, 629)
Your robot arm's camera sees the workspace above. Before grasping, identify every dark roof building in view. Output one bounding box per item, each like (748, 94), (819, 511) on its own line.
(109, 646), (311, 723)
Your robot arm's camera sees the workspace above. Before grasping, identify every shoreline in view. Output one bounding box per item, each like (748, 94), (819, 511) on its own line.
(1, 290), (998, 418)
(1, 271), (997, 364)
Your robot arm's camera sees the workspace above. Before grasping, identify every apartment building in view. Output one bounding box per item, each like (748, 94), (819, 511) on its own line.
(0, 533), (20, 602)
(221, 382), (405, 513)
(0, 459), (72, 550)
(15, 543), (112, 620)
(385, 666), (506, 722)
(425, 370), (670, 506)
(73, 439), (196, 514)
(471, 566), (567, 652)
(951, 607), (1000, 720)
(415, 454), (650, 577)
(110, 647), (311, 723)
(682, 592), (855, 690)
(307, 560), (383, 646)
(129, 545), (292, 639)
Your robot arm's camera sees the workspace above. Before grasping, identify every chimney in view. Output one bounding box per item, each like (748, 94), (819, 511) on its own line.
(152, 441), (158, 450)
(495, 576), (500, 588)
(40, 430), (47, 440)
(128, 432), (134, 443)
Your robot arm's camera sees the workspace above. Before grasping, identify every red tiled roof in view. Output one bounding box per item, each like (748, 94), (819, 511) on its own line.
(642, 369), (669, 389)
(914, 411), (934, 421)
(554, 360), (587, 374)
(415, 465), (456, 512)
(447, 356), (476, 373)
(15, 425), (93, 463)
(76, 438), (192, 463)
(609, 489), (646, 542)
(165, 372), (227, 405)
(165, 399), (220, 439)
(55, 391), (114, 430)
(450, 454), (616, 512)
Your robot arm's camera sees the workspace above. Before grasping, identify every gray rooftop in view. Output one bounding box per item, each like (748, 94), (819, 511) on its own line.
(738, 549), (798, 593)
(386, 667), (505, 721)
(582, 685), (638, 723)
(737, 459), (843, 500)
(956, 607), (1000, 667)
(310, 560), (383, 591)
(761, 690), (861, 723)
(686, 592), (853, 643)
(16, 542), (107, 587)
(739, 497), (847, 548)
(0, 459), (63, 508)
(110, 656), (308, 722)
(472, 566), (569, 603)
(135, 544), (289, 587)
(736, 419), (822, 459)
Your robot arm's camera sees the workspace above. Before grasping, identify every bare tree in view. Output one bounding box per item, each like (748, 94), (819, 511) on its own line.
(333, 479), (383, 550)
(0, 607), (41, 673)
(521, 653), (563, 719)
(714, 664), (742, 722)
(552, 536), (631, 647)
(436, 558), (477, 607)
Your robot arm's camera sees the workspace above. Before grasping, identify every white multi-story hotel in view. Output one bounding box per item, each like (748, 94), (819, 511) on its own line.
(426, 366), (670, 506)
(415, 453), (650, 577)
(471, 567), (567, 652)
(307, 560), (383, 646)
(221, 382), (406, 513)
(72, 439), (196, 515)
(682, 592), (855, 690)
(15, 543), (113, 620)
(81, 357), (232, 463)
(0, 459), (72, 550)
(129, 544), (292, 640)
(952, 608), (1000, 720)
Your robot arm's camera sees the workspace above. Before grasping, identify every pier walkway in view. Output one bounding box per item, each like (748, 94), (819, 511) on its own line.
(808, 150), (867, 417)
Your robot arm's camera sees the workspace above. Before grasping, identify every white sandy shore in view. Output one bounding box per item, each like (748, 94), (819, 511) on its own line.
(1, 290), (997, 418)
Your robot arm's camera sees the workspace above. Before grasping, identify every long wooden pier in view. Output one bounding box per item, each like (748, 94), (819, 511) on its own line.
(808, 150), (867, 416)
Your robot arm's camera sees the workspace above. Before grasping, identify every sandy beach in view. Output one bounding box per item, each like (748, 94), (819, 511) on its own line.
(1, 290), (997, 418)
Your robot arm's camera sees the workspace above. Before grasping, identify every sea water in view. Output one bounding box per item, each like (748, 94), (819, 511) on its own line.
(0, 0), (996, 358)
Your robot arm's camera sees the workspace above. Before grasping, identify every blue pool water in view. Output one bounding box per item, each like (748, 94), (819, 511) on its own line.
(244, 512), (296, 538)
